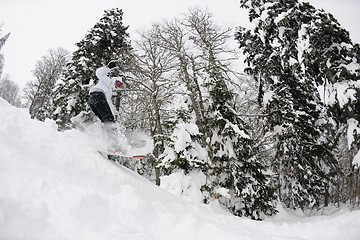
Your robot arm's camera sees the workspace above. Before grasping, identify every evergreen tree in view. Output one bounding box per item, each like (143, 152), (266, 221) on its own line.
(304, 2), (360, 206)
(161, 96), (208, 173)
(205, 58), (277, 218)
(185, 8), (277, 218)
(52, 8), (132, 129)
(235, 0), (346, 209)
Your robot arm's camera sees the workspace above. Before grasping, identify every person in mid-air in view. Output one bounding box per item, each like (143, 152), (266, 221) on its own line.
(88, 60), (124, 152)
(88, 60), (123, 123)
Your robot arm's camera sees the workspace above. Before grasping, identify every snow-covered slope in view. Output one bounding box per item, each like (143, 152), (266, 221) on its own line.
(0, 98), (359, 240)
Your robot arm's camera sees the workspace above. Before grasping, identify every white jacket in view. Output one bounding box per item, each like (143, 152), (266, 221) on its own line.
(89, 66), (123, 115)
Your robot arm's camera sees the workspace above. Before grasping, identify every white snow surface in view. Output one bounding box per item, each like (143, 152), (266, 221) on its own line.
(1, 98), (360, 240)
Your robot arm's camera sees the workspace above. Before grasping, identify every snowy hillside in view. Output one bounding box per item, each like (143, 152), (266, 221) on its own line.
(1, 98), (360, 240)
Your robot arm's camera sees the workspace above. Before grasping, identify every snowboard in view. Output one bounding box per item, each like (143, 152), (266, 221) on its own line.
(97, 150), (147, 174)
(97, 150), (145, 160)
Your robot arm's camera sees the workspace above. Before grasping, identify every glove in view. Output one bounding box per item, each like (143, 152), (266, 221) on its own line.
(107, 60), (118, 69)
(114, 78), (123, 89)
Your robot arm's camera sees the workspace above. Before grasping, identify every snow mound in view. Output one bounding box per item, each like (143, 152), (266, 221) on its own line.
(0, 98), (360, 240)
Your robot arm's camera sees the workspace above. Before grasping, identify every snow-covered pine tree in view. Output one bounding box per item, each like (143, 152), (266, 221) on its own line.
(0, 32), (9, 48)
(304, 5), (360, 153)
(303, 2), (360, 206)
(204, 57), (277, 219)
(236, 0), (341, 209)
(52, 8), (132, 129)
(185, 8), (276, 218)
(161, 96), (208, 173)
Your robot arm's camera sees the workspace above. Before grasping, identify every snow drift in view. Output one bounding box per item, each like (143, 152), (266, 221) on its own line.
(0, 98), (359, 240)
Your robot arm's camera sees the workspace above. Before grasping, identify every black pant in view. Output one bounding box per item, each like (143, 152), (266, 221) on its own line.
(88, 91), (115, 123)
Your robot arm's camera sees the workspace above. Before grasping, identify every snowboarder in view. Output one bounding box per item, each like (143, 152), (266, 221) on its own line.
(88, 60), (123, 123)
(88, 60), (124, 151)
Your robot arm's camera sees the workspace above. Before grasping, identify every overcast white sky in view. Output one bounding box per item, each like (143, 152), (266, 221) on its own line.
(1, 0), (359, 89)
